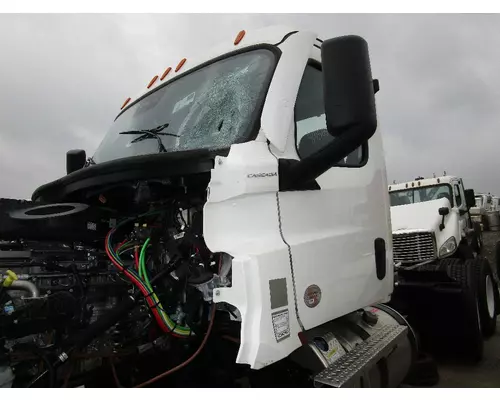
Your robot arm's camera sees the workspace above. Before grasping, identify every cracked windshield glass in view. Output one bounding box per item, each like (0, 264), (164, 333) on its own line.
(92, 49), (275, 163)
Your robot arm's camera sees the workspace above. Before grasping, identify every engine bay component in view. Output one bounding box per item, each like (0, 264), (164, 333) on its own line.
(0, 177), (235, 387)
(9, 203), (90, 221)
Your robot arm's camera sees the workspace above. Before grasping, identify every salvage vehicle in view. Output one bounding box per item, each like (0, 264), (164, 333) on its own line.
(1, 27), (418, 388)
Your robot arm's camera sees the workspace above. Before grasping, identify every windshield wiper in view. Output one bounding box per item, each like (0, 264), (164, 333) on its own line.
(118, 123), (179, 153)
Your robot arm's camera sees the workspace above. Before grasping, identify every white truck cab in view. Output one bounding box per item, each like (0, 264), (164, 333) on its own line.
(490, 196), (500, 212)
(2, 26), (419, 388)
(389, 175), (480, 265)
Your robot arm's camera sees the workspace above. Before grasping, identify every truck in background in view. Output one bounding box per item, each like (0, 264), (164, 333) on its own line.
(388, 176), (499, 361)
(490, 196), (500, 212)
(471, 193), (492, 231)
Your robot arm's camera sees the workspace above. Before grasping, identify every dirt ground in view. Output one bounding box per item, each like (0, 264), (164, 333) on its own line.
(434, 231), (500, 388)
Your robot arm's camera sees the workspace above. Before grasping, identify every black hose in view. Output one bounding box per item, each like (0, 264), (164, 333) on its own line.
(70, 263), (87, 323)
(28, 347), (56, 388)
(66, 294), (137, 350)
(0, 286), (6, 305)
(29, 294), (138, 387)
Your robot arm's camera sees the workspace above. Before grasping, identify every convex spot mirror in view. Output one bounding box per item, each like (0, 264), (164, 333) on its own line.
(439, 207), (450, 216)
(66, 149), (86, 175)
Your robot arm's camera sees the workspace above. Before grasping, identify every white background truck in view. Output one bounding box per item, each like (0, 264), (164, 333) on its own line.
(490, 196), (500, 212)
(388, 176), (500, 361)
(471, 193), (492, 231)
(2, 26), (425, 388)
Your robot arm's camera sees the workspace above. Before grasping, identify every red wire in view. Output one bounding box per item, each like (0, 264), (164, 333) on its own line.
(134, 247), (140, 271)
(134, 306), (216, 388)
(134, 254), (223, 387)
(105, 234), (166, 331)
(115, 239), (128, 252)
(109, 358), (122, 388)
(105, 231), (184, 338)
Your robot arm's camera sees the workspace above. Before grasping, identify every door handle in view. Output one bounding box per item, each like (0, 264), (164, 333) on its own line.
(374, 238), (386, 280)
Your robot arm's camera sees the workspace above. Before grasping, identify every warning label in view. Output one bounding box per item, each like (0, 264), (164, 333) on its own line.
(272, 309), (290, 343)
(323, 337), (346, 363)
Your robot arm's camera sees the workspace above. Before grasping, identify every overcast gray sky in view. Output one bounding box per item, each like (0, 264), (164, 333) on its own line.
(1, 14), (499, 199)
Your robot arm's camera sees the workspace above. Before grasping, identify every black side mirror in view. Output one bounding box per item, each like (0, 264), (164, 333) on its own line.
(439, 207), (450, 216)
(66, 149), (86, 175)
(439, 207), (449, 231)
(322, 35), (377, 138)
(279, 36), (378, 191)
(464, 189), (475, 209)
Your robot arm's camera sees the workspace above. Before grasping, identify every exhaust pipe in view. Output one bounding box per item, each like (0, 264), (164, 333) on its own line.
(7, 279), (40, 298)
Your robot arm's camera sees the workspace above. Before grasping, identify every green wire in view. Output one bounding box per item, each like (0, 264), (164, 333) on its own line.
(108, 218), (190, 336)
(139, 238), (191, 335)
(140, 239), (152, 289)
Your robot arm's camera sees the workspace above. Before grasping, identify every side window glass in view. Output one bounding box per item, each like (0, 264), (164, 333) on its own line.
(454, 185), (462, 207)
(295, 64), (366, 167)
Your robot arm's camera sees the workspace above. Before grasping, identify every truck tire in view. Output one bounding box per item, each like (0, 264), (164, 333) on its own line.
(458, 241), (475, 260)
(495, 240), (500, 279)
(467, 258), (498, 337)
(472, 222), (483, 254)
(403, 352), (439, 387)
(482, 215), (490, 231)
(440, 259), (484, 362)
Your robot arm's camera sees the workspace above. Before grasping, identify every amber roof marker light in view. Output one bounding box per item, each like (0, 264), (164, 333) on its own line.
(160, 67), (172, 81)
(175, 58), (187, 72)
(234, 30), (246, 45)
(147, 75), (159, 89)
(121, 97), (131, 110)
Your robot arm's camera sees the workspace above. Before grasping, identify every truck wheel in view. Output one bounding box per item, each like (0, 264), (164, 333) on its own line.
(482, 215), (490, 231)
(403, 352), (439, 387)
(458, 242), (475, 260)
(442, 260), (484, 362)
(495, 240), (500, 279)
(473, 222), (483, 253)
(467, 258), (498, 337)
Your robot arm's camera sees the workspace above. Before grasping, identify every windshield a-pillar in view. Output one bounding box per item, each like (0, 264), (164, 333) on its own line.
(92, 49), (276, 164)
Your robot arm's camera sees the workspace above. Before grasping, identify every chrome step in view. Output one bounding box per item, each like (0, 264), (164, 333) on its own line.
(314, 324), (408, 388)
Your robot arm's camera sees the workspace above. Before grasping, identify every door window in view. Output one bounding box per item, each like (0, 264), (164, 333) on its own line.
(295, 64), (367, 166)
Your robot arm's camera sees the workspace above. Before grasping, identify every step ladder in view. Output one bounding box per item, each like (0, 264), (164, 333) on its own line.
(314, 324), (408, 388)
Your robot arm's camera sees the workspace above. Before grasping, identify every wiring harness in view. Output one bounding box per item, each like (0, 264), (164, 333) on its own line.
(104, 212), (192, 338)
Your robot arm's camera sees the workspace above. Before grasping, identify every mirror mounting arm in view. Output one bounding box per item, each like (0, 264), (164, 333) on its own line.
(439, 207), (449, 231)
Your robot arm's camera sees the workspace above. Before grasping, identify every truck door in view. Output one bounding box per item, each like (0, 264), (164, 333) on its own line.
(276, 62), (393, 330)
(454, 180), (468, 234)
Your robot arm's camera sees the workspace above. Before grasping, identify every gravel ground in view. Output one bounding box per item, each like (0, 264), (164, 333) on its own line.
(434, 231), (500, 388)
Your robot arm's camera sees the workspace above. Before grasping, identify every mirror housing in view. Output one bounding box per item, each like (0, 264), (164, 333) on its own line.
(439, 207), (450, 216)
(439, 206), (449, 231)
(279, 35), (378, 191)
(322, 35), (377, 138)
(464, 189), (475, 209)
(66, 149), (86, 175)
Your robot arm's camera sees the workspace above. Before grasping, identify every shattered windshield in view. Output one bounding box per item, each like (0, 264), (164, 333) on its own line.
(92, 49), (276, 163)
(389, 184), (454, 207)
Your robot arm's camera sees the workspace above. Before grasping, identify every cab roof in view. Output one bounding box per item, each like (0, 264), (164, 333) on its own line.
(116, 25), (319, 117)
(388, 175), (458, 192)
